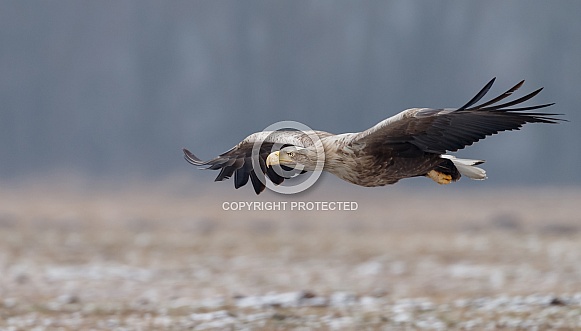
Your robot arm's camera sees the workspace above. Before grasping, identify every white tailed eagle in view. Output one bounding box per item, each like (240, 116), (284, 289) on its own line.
(184, 78), (563, 194)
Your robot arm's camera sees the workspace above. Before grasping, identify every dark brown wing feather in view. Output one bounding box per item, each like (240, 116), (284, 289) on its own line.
(352, 79), (563, 154)
(184, 143), (281, 195)
(183, 130), (332, 194)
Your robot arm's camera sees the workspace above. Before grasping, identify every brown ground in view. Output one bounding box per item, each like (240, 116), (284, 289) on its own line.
(1, 177), (580, 330)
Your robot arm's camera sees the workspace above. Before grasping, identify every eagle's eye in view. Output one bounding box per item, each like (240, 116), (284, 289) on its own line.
(288, 151), (295, 157)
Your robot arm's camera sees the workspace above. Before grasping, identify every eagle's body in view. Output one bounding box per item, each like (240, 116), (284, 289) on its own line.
(314, 133), (442, 186)
(184, 79), (563, 194)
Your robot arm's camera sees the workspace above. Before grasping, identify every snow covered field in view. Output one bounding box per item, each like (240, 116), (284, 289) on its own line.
(1, 180), (580, 330)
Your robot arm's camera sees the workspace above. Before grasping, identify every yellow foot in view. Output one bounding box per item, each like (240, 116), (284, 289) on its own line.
(427, 170), (452, 185)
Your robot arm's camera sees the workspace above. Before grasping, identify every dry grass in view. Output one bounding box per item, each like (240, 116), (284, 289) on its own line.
(1, 178), (581, 329)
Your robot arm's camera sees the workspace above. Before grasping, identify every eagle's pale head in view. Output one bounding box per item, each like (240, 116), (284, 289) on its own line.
(266, 146), (321, 172)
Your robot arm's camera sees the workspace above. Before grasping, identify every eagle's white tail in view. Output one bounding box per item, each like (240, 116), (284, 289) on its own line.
(442, 155), (487, 180)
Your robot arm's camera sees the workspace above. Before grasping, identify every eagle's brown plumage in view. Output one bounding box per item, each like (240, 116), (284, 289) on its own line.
(184, 78), (563, 194)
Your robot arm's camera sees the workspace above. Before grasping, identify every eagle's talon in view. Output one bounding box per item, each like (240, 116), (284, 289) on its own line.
(427, 170), (453, 185)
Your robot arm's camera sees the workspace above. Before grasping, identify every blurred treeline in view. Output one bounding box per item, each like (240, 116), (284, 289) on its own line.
(1, 1), (579, 185)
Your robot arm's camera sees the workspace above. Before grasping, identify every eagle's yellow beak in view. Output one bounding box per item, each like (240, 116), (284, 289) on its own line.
(266, 151), (280, 167)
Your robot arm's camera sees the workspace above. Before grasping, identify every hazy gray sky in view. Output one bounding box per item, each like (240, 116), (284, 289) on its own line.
(1, 1), (579, 185)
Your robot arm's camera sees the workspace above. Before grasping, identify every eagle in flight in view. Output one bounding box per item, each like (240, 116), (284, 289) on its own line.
(184, 78), (562, 194)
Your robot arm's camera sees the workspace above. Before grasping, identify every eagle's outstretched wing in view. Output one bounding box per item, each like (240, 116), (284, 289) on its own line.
(183, 130), (332, 194)
(350, 78), (563, 154)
